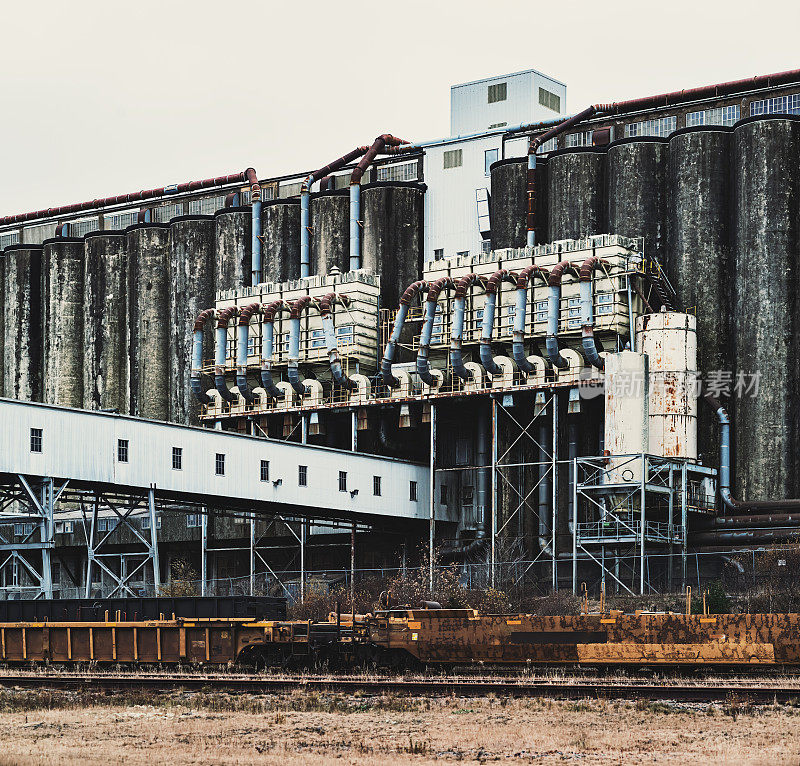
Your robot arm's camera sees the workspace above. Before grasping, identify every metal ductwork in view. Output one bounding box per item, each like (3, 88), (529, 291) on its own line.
(450, 274), (486, 381)
(260, 300), (289, 399)
(382, 280), (428, 388)
(214, 307), (238, 403)
(287, 297), (315, 394)
(191, 308), (215, 404)
(244, 168), (263, 286)
(317, 292), (356, 390)
(479, 269), (518, 375)
(235, 303), (261, 403)
(512, 265), (549, 373)
(579, 255), (607, 370)
(417, 277), (454, 386)
(545, 260), (576, 369)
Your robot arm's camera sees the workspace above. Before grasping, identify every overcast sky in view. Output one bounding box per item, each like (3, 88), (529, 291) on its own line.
(1, 0), (797, 216)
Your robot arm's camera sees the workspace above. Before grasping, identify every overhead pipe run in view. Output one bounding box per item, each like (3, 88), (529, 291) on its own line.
(417, 277), (454, 386)
(479, 269), (518, 376)
(245, 168), (263, 286)
(214, 307), (239, 403)
(287, 297), (315, 394)
(512, 265), (549, 374)
(545, 260), (577, 370)
(260, 300), (289, 399)
(349, 134), (410, 271)
(300, 147), (370, 278)
(706, 394), (800, 513)
(317, 292), (357, 390)
(450, 274), (486, 381)
(381, 280), (428, 388)
(191, 309), (216, 404)
(235, 303), (261, 403)
(579, 255), (607, 370)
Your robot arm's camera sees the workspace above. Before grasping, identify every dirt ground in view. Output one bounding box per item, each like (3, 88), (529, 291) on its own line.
(0, 688), (799, 764)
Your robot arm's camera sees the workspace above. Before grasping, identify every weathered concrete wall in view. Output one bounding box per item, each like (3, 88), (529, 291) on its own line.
(42, 238), (84, 407)
(83, 233), (128, 413)
(214, 206), (251, 292)
(169, 215), (215, 425)
(362, 182), (425, 309)
(127, 223), (170, 421)
(732, 116), (800, 501)
(547, 148), (606, 240)
(261, 200), (300, 283)
(311, 190), (349, 276)
(3, 246), (43, 402)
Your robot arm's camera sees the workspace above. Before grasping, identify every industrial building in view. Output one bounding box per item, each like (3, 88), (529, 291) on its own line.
(1, 67), (800, 600)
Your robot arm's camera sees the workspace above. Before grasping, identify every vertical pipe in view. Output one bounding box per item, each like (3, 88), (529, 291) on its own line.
(490, 397), (497, 588)
(572, 457), (578, 595)
(639, 455), (646, 596)
(526, 153), (536, 248)
(351, 410), (357, 451)
(667, 466), (674, 591)
(681, 461), (688, 589)
(301, 414), (308, 444)
(551, 393), (558, 591)
(300, 189), (311, 278)
(538, 418), (550, 549)
(249, 513), (255, 596)
(350, 523), (356, 606)
(148, 487), (161, 591)
(41, 479), (53, 599)
(251, 199), (262, 285)
(201, 509), (207, 597)
(429, 403), (436, 592)
(300, 520), (306, 603)
(349, 184), (361, 271)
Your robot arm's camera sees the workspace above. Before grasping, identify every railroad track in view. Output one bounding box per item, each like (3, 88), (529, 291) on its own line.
(1, 673), (799, 703)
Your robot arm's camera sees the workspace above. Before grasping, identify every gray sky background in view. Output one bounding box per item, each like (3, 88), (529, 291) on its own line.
(1, 0), (798, 216)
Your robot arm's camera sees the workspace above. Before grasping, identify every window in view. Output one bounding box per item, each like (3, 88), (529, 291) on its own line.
(539, 87), (561, 113)
(247, 334), (261, 357)
(260, 460), (270, 482)
(172, 447), (182, 471)
(215, 453), (225, 476)
(117, 439), (129, 463)
(338, 471), (347, 492)
(409, 481), (418, 501)
(336, 325), (355, 347)
(309, 328), (325, 349)
(685, 105), (740, 127)
(536, 136), (558, 154)
(749, 94), (800, 117)
(566, 130), (593, 148)
(186, 514), (201, 528)
(433, 248), (444, 261)
(597, 292), (615, 316)
(505, 303), (516, 333)
(567, 296), (582, 329)
(462, 486), (475, 511)
(534, 300), (548, 323)
(488, 121), (507, 129)
(443, 148), (463, 169)
(481, 240), (492, 255)
(55, 520), (74, 534)
(98, 518), (118, 533)
(14, 523), (34, 537)
(456, 250), (470, 258)
(30, 428), (42, 453)
(298, 465), (308, 486)
(487, 82), (507, 104)
(141, 516), (161, 531)
(484, 148), (499, 176)
(624, 116), (677, 138)
(440, 484), (448, 504)
(376, 161), (418, 182)
(373, 476), (382, 496)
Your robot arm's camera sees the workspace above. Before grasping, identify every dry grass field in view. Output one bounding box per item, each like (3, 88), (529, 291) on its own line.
(0, 687), (798, 764)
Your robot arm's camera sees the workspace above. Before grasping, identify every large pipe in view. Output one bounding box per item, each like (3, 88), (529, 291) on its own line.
(260, 300), (289, 399)
(300, 147), (370, 278)
(381, 280), (428, 388)
(479, 269), (518, 375)
(214, 307), (238, 403)
(191, 308), (215, 404)
(317, 292), (356, 390)
(545, 260), (575, 370)
(579, 255), (607, 370)
(0, 169), (256, 226)
(287, 296), (315, 394)
(235, 302), (261, 403)
(450, 274), (486, 381)
(417, 277), (454, 386)
(245, 168), (263, 286)
(348, 134), (409, 270)
(512, 264), (549, 373)
(706, 394), (800, 512)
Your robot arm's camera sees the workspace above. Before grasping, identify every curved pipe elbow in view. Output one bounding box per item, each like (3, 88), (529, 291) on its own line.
(546, 335), (569, 369)
(191, 376), (211, 405)
(214, 311), (238, 403)
(381, 297), (415, 389)
(287, 364), (307, 396)
(581, 328), (605, 370)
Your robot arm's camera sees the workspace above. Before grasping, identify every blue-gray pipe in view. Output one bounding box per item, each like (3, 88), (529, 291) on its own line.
(546, 285), (569, 369)
(251, 199), (262, 286)
(416, 298), (439, 386)
(381, 303), (409, 388)
(479, 292), (500, 375)
(526, 153), (536, 248)
(214, 325), (237, 403)
(300, 178), (312, 279)
(259, 320), (283, 399)
(349, 183), (361, 271)
(450, 295), (471, 381)
(287, 316), (307, 394)
(322, 314), (357, 390)
(512, 286), (533, 373)
(190, 329), (210, 404)
(580, 280), (604, 370)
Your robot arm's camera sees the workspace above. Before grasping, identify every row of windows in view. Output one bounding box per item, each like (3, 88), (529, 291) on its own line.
(750, 94), (800, 116)
(624, 116), (677, 138)
(685, 105), (740, 127)
(538, 87), (561, 113)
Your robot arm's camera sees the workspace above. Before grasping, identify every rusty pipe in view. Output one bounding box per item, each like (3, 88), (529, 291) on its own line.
(381, 280), (428, 388)
(579, 255), (608, 371)
(317, 293), (356, 390)
(214, 307), (239, 403)
(417, 277), (454, 386)
(479, 269), (518, 376)
(191, 308), (216, 404)
(512, 265), (549, 374)
(451, 274), (487, 381)
(236, 303), (261, 403)
(260, 300), (290, 399)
